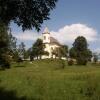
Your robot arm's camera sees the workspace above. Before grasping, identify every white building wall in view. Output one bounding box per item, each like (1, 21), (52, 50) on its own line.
(43, 34), (50, 44)
(41, 27), (63, 59)
(42, 44), (60, 59)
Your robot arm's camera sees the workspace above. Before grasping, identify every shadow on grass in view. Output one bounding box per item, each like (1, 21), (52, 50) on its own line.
(13, 62), (26, 68)
(0, 87), (40, 100)
(0, 88), (26, 100)
(14, 65), (25, 67)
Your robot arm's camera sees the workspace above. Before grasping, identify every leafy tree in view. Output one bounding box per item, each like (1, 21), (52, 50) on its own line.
(8, 30), (17, 52)
(27, 48), (34, 61)
(0, 23), (20, 67)
(69, 48), (92, 61)
(0, 0), (58, 31)
(0, 0), (58, 67)
(31, 46), (38, 60)
(73, 36), (88, 51)
(69, 47), (77, 58)
(23, 48), (33, 61)
(0, 23), (9, 49)
(18, 42), (26, 60)
(31, 39), (45, 60)
(8, 29), (18, 61)
(0, 23), (10, 68)
(51, 45), (68, 69)
(71, 36), (92, 65)
(52, 45), (68, 59)
(23, 49), (31, 60)
(12, 50), (20, 62)
(86, 49), (92, 61)
(61, 45), (68, 57)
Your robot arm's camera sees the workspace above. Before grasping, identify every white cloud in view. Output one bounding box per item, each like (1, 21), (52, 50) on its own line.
(51, 23), (98, 44)
(13, 23), (98, 48)
(13, 31), (41, 41)
(93, 48), (100, 54)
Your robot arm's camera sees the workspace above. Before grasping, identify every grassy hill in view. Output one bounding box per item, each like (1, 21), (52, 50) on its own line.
(0, 60), (100, 100)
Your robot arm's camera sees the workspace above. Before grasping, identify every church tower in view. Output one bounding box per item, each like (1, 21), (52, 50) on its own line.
(42, 27), (50, 44)
(42, 27), (51, 58)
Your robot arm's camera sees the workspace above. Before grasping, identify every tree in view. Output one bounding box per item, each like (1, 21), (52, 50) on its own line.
(86, 49), (92, 61)
(0, 23), (10, 68)
(61, 45), (68, 57)
(52, 45), (68, 59)
(8, 30), (17, 52)
(0, 23), (9, 49)
(0, 0), (58, 31)
(31, 39), (45, 60)
(23, 49), (31, 60)
(8, 30), (18, 61)
(0, 23), (20, 67)
(69, 47), (77, 58)
(71, 36), (92, 65)
(18, 42), (26, 60)
(26, 48), (33, 61)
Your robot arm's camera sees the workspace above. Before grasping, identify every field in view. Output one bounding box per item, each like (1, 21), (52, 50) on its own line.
(0, 60), (100, 100)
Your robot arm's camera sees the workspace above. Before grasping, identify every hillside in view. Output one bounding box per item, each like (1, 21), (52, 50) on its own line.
(0, 60), (100, 100)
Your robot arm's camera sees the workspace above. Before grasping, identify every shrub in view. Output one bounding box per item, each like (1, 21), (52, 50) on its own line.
(17, 57), (23, 63)
(68, 59), (74, 66)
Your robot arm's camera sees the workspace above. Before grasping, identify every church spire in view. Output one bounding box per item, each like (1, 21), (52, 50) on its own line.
(43, 27), (50, 34)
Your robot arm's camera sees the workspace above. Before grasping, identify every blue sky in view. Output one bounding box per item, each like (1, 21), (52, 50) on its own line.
(11, 0), (100, 52)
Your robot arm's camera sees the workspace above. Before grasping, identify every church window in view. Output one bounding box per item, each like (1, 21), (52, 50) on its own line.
(44, 36), (46, 40)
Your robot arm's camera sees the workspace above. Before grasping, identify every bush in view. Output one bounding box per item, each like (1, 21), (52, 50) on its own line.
(17, 57), (23, 63)
(68, 59), (74, 66)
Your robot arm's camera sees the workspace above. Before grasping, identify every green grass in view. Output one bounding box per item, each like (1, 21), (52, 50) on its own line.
(0, 59), (100, 100)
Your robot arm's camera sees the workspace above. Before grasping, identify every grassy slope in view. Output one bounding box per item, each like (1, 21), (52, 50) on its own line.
(0, 60), (100, 100)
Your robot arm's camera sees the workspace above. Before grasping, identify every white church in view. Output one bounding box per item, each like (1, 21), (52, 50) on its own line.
(42, 27), (61, 59)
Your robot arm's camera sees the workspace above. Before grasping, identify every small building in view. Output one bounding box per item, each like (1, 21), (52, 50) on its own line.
(42, 27), (61, 59)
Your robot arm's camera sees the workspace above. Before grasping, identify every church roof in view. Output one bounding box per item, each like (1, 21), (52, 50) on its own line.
(50, 37), (61, 46)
